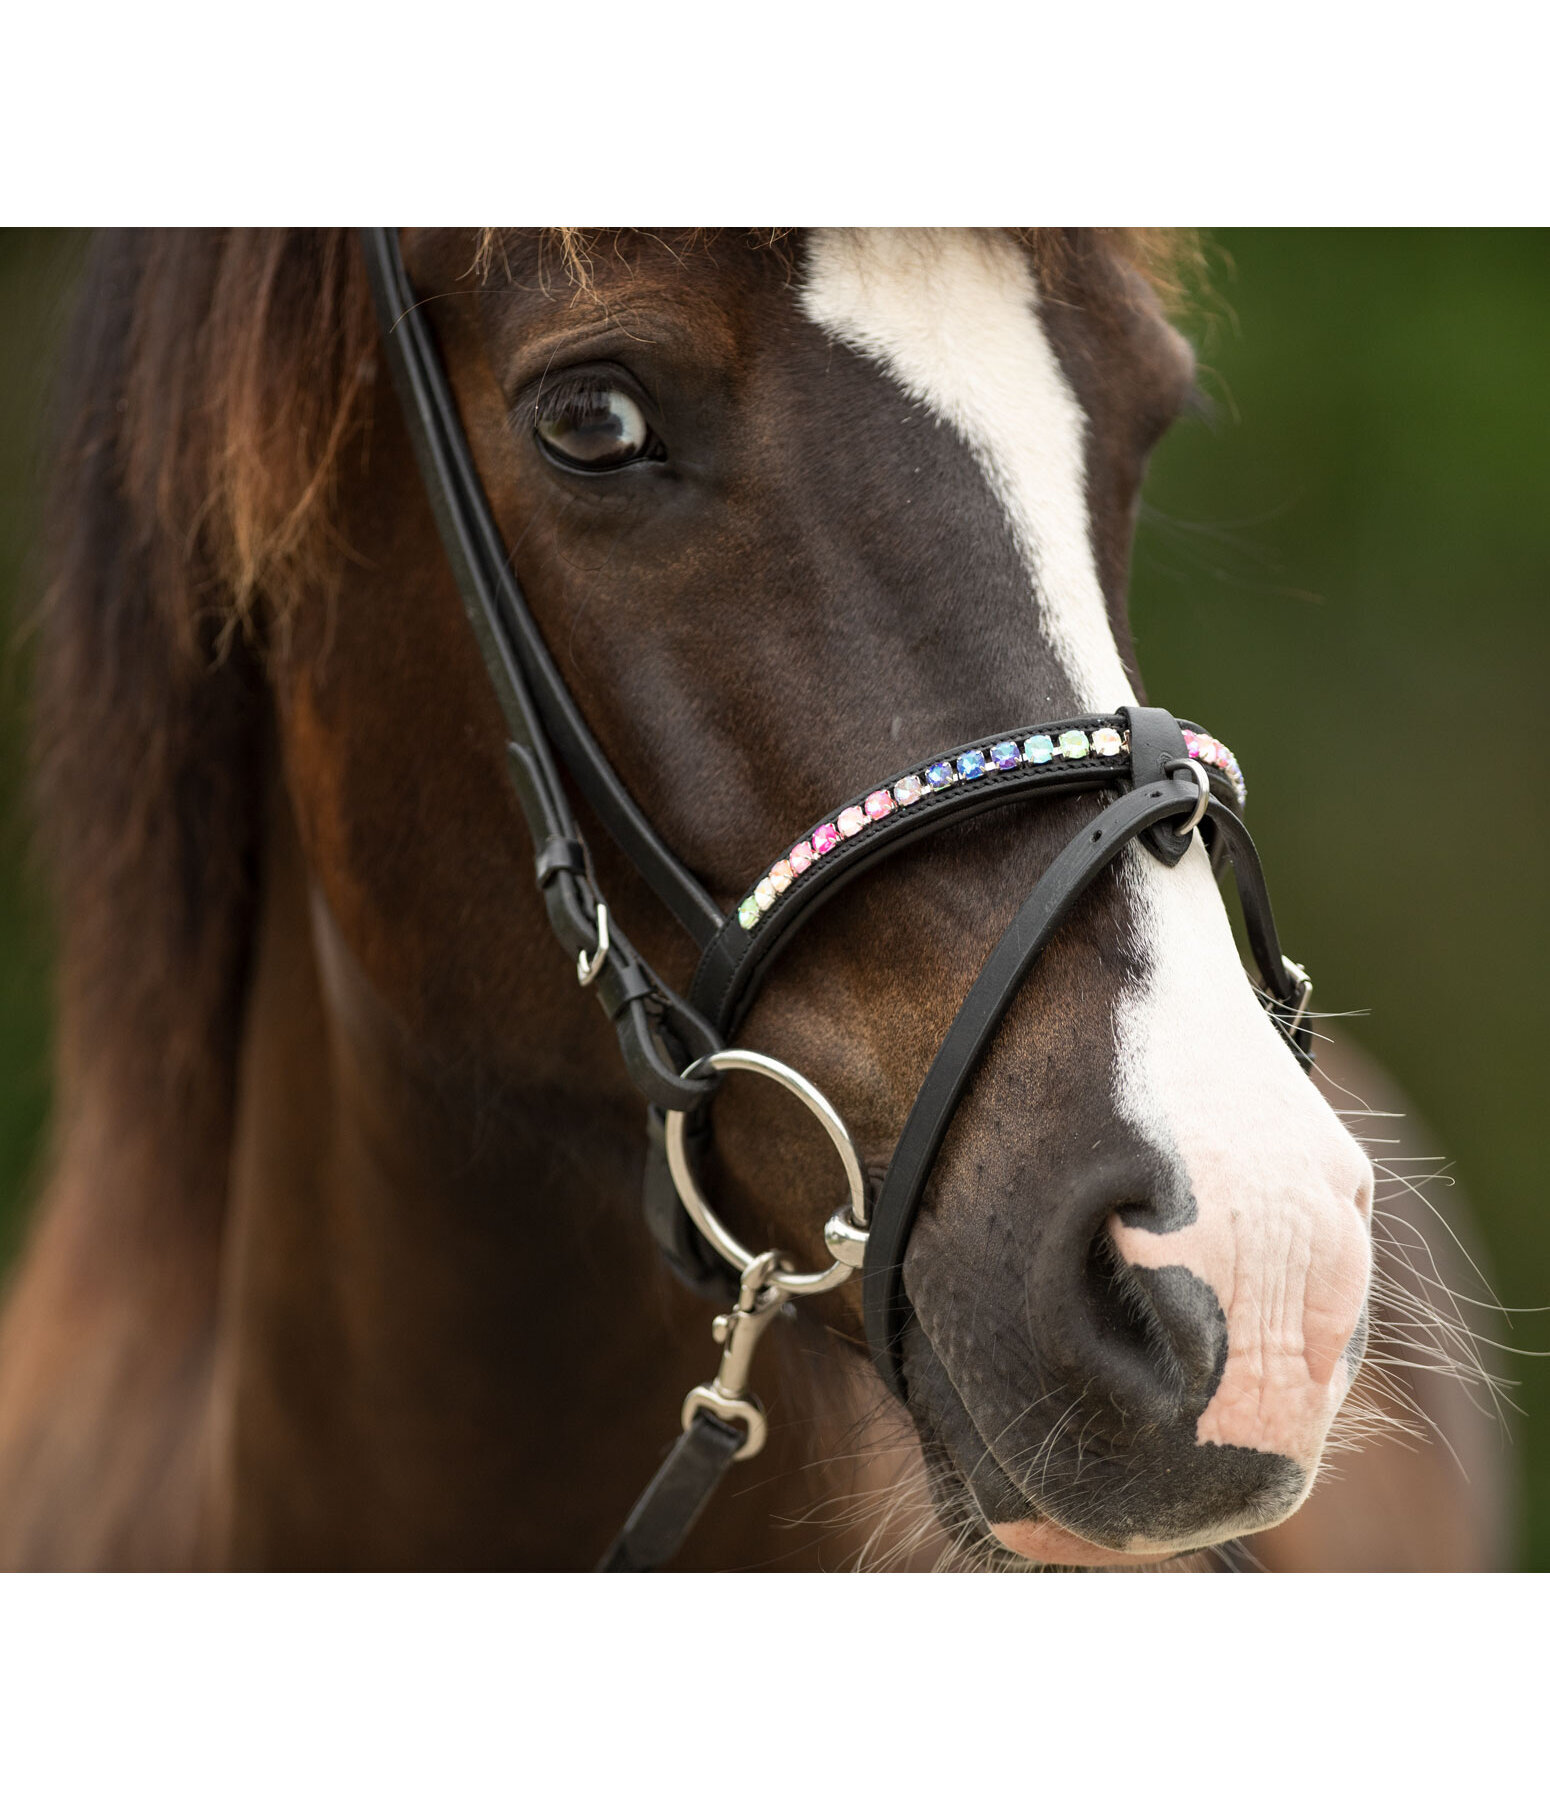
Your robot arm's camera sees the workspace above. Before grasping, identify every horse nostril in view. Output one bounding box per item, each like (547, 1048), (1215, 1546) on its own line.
(1086, 1221), (1228, 1407)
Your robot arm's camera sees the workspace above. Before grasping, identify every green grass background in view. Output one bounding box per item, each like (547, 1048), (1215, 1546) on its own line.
(0, 228), (1544, 1563)
(0, 232), (78, 1271)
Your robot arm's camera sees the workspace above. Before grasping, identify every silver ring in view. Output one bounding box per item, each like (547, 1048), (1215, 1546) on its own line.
(663, 1048), (868, 1297)
(1171, 760), (1211, 837)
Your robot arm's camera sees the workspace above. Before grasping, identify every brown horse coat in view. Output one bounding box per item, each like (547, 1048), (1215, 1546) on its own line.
(0, 229), (1511, 1568)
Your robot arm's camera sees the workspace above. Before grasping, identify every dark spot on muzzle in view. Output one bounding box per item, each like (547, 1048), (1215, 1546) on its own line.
(901, 1141), (1308, 1552)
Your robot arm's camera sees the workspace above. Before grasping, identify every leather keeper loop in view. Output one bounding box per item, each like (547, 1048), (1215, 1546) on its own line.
(613, 998), (721, 1113)
(594, 952), (655, 1022)
(535, 838), (587, 886)
(1119, 704), (1192, 867)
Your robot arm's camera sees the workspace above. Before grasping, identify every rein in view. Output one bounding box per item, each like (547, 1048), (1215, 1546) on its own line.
(362, 230), (1316, 1571)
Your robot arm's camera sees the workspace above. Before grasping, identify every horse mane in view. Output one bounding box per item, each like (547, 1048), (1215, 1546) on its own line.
(34, 229), (374, 1216)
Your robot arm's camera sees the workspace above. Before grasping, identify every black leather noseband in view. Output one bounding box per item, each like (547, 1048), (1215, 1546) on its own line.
(362, 230), (1316, 1570)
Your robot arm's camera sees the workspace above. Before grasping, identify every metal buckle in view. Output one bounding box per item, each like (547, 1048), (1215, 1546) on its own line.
(662, 1048), (869, 1298)
(1281, 956), (1313, 1037)
(1170, 759), (1212, 837)
(576, 902), (610, 988)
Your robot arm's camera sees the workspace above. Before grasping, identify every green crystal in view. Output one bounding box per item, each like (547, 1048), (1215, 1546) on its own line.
(738, 896), (761, 930)
(1059, 730), (1089, 759)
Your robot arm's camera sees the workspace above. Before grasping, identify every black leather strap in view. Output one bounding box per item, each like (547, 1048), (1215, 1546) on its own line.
(362, 229), (723, 1116)
(689, 718), (1241, 1039)
(363, 229), (725, 950)
(1203, 803), (1316, 1070)
(642, 1106), (737, 1299)
(595, 1411), (747, 1571)
(863, 771), (1228, 1398)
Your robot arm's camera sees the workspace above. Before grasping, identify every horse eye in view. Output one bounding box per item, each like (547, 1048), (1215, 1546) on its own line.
(534, 386), (655, 470)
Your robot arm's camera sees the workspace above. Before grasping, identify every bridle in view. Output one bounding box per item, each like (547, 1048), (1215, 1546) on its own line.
(361, 230), (1316, 1572)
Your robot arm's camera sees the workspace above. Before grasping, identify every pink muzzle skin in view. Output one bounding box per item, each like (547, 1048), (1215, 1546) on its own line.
(991, 1518), (1178, 1568)
(1110, 1184), (1372, 1474)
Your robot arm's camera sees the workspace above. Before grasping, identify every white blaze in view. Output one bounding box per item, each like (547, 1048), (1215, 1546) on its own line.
(801, 228), (1371, 1505)
(800, 228), (1133, 710)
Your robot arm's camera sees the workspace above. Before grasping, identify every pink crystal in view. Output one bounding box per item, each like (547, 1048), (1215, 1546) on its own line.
(864, 789), (895, 821)
(1195, 735), (1218, 765)
(768, 859), (794, 894)
(787, 841), (814, 876)
(837, 806), (866, 838)
(811, 822), (841, 855)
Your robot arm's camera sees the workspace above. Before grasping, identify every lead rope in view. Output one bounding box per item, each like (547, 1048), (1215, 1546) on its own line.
(597, 1256), (788, 1572)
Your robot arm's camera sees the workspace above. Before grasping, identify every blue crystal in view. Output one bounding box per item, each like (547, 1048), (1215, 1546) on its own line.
(925, 761), (954, 788)
(1023, 734), (1054, 765)
(956, 750), (987, 781)
(990, 741), (1020, 771)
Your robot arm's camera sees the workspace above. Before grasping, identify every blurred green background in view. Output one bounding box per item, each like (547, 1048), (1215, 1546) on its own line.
(1130, 229), (1550, 1568)
(0, 232), (79, 1271)
(0, 229), (1544, 1563)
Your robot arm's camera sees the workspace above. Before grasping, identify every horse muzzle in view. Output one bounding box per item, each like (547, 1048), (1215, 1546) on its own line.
(901, 1122), (1374, 1561)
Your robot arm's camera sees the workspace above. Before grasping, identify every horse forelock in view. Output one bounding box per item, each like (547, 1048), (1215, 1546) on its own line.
(476, 226), (1204, 314)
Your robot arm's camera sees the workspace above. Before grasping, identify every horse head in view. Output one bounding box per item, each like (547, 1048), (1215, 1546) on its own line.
(17, 225), (1375, 1568)
(280, 227), (1370, 1565)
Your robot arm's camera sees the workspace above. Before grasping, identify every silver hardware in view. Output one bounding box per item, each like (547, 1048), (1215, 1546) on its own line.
(823, 1207), (869, 1268)
(663, 1047), (868, 1297)
(680, 1251), (787, 1460)
(1172, 760), (1212, 837)
(1281, 956), (1313, 1036)
(576, 902), (610, 987)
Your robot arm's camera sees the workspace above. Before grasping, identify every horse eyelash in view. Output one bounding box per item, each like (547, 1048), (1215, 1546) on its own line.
(521, 372), (640, 431)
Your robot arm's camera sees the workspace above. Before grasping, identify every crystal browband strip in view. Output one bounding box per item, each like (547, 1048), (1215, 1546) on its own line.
(733, 719), (1246, 934)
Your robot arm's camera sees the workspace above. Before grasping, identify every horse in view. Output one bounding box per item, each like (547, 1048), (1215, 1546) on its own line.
(0, 227), (1512, 1569)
